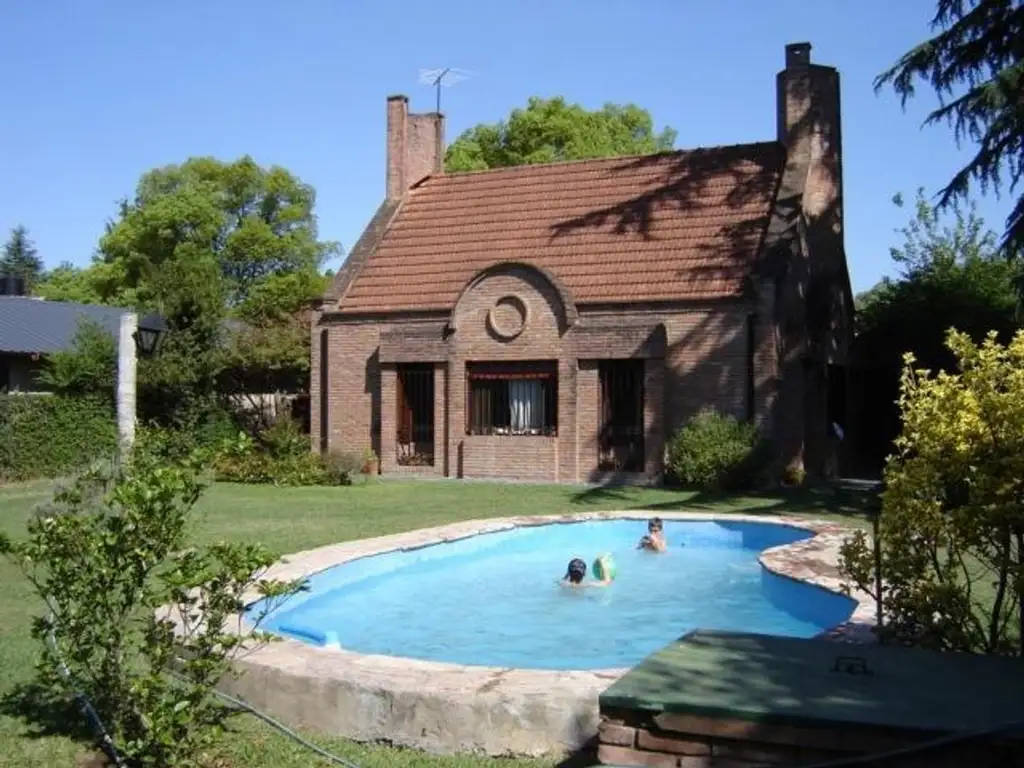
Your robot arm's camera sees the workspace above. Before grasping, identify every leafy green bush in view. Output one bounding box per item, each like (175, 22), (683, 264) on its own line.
(258, 416), (309, 460)
(141, 399), (241, 463)
(0, 394), (117, 480)
(841, 330), (1024, 655)
(212, 429), (352, 487)
(36, 319), (117, 395)
(665, 408), (767, 490)
(0, 436), (304, 767)
(322, 449), (364, 485)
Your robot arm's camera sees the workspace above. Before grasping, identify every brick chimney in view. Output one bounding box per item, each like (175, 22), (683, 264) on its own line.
(773, 43), (848, 482)
(776, 42), (843, 235)
(386, 94), (445, 200)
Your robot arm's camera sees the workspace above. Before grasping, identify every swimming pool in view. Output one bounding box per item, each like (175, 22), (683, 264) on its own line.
(255, 519), (857, 670)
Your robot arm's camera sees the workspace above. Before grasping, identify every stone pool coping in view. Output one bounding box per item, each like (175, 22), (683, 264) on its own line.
(210, 511), (878, 757)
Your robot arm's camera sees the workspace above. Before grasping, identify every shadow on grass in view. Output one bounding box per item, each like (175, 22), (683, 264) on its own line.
(0, 681), (97, 743)
(569, 481), (880, 522)
(555, 743), (599, 767)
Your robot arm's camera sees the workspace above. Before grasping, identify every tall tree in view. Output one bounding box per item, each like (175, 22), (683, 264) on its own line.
(36, 261), (113, 305)
(95, 156), (340, 423)
(877, 0), (1024, 256)
(445, 97), (677, 172)
(0, 225), (43, 290)
(852, 190), (1017, 467)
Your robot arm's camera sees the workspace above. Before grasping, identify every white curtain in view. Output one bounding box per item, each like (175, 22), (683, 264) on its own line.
(508, 380), (544, 433)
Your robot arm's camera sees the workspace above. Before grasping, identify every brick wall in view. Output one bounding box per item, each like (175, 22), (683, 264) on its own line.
(309, 319), (325, 452)
(661, 307), (751, 429)
(406, 113), (444, 189)
(597, 712), (1021, 768)
(379, 364), (398, 471)
(386, 94), (443, 200)
(577, 361), (600, 481)
(772, 42), (848, 478)
(447, 265), (570, 481)
(318, 264), (772, 483)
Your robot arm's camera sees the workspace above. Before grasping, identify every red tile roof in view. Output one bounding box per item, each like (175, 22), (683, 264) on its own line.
(338, 142), (786, 314)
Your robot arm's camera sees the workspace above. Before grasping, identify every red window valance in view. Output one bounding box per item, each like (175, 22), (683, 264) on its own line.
(466, 361), (557, 381)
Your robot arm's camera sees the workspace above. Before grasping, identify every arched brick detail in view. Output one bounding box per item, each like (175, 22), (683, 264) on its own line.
(448, 261), (579, 334)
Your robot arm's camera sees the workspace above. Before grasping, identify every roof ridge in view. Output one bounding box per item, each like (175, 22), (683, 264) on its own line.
(423, 140), (784, 183)
(0, 295), (130, 313)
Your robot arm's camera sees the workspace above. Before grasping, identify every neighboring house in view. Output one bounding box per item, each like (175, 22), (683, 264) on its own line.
(312, 42), (854, 483)
(0, 288), (307, 430)
(0, 295), (129, 392)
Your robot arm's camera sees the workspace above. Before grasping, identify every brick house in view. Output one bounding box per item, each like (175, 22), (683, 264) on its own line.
(312, 42), (853, 483)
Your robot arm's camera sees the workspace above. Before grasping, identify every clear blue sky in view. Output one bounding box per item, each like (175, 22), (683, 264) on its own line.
(0, 0), (1013, 293)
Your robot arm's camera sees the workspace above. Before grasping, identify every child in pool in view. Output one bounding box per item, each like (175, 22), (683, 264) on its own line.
(637, 517), (667, 552)
(562, 557), (612, 588)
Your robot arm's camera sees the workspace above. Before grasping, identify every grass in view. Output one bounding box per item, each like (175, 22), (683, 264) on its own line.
(0, 477), (875, 767)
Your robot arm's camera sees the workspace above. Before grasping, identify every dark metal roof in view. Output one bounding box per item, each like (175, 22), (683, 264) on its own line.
(0, 297), (130, 354)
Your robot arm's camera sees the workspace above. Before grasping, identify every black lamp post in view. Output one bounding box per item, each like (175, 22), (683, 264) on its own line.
(133, 313), (168, 358)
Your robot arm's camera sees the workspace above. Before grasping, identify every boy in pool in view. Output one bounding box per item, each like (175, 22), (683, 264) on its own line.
(637, 517), (667, 552)
(562, 557), (612, 588)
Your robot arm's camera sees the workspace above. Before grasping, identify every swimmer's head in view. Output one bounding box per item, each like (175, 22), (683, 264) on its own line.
(638, 535), (654, 550)
(648, 517), (664, 534)
(566, 558), (587, 584)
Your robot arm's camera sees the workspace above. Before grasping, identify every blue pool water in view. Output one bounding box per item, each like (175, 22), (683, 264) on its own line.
(254, 519), (856, 670)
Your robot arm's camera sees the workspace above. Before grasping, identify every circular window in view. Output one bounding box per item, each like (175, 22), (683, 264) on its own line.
(487, 295), (528, 341)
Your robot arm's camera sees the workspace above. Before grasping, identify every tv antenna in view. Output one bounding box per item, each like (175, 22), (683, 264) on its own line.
(419, 67), (473, 113)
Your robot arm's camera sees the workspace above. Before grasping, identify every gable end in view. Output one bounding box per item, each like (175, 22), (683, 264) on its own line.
(323, 198), (404, 307)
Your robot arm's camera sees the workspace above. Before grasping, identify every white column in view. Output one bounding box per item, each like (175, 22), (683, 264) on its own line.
(117, 312), (138, 455)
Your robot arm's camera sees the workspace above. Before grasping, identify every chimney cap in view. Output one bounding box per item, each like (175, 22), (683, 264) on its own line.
(387, 93), (409, 103)
(785, 42), (812, 68)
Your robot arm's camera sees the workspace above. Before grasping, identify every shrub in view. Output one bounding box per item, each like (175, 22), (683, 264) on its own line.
(781, 462), (807, 487)
(322, 450), (364, 485)
(665, 408), (765, 490)
(212, 430), (348, 487)
(258, 416), (309, 460)
(840, 330), (1024, 655)
(36, 318), (117, 395)
(145, 399), (242, 462)
(0, 436), (304, 767)
(0, 394), (117, 481)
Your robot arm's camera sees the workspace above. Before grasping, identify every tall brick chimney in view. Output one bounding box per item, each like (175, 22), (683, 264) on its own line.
(386, 94), (445, 200)
(776, 42), (843, 235)
(773, 43), (848, 482)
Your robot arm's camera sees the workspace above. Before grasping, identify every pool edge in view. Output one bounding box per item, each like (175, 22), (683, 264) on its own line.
(168, 511), (878, 757)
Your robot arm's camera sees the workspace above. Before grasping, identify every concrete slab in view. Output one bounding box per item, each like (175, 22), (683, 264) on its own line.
(600, 630), (1024, 735)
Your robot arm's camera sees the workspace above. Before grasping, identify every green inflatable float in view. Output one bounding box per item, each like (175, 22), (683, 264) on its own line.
(592, 553), (617, 582)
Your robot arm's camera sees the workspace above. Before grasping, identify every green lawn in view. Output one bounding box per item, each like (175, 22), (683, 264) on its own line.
(0, 478), (874, 768)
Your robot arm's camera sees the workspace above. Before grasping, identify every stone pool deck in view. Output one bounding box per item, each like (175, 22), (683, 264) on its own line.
(210, 511), (877, 757)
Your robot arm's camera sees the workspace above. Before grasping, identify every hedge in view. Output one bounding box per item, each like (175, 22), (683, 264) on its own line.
(0, 394), (118, 481)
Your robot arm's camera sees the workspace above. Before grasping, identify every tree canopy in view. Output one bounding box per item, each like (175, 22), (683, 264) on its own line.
(878, 0), (1024, 256)
(444, 96), (677, 172)
(1, 225), (43, 290)
(36, 261), (117, 305)
(852, 189), (1018, 467)
(35, 157), (337, 429)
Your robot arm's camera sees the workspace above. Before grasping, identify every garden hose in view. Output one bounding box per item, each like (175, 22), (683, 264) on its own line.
(203, 683), (363, 768)
(44, 611), (127, 768)
(43, 609), (362, 768)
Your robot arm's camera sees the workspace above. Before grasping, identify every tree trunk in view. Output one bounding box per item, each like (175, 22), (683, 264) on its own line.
(988, 525), (1011, 654)
(1016, 527), (1024, 657)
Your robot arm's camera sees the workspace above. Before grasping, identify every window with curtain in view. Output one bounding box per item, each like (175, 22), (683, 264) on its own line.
(466, 361), (557, 436)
